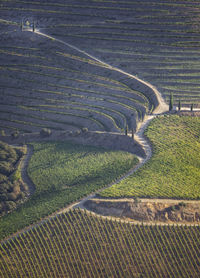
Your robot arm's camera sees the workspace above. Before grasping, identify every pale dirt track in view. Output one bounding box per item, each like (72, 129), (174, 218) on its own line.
(20, 145), (35, 195)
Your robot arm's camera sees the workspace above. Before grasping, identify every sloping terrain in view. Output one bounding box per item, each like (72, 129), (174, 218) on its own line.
(100, 115), (200, 199)
(1, 0), (200, 109)
(1, 210), (200, 278)
(0, 2), (154, 135)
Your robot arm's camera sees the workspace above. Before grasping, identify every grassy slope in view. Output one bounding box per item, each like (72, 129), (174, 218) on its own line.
(0, 141), (138, 240)
(100, 115), (200, 199)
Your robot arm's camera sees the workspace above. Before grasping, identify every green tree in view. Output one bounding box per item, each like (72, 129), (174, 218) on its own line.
(33, 21), (35, 32)
(125, 125), (128, 136)
(0, 130), (5, 136)
(178, 99), (181, 111)
(131, 128), (134, 139)
(169, 93), (174, 111)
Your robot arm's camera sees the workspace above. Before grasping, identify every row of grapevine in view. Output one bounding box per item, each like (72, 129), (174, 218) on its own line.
(0, 141), (138, 240)
(0, 2), (151, 135)
(100, 115), (200, 199)
(1, 209), (200, 277)
(11, 0), (199, 107)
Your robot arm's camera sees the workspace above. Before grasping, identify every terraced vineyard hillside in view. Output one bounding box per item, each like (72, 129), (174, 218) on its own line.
(0, 3), (155, 136)
(1, 210), (200, 278)
(1, 2), (200, 278)
(1, 0), (200, 116)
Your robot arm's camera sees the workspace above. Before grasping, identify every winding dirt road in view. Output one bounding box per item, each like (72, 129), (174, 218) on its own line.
(20, 145), (35, 195)
(35, 30), (169, 113)
(1, 28), (199, 245)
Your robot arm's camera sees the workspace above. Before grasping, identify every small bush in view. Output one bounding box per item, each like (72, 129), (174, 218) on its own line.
(7, 148), (18, 164)
(0, 182), (10, 193)
(74, 130), (81, 136)
(7, 192), (18, 201)
(178, 202), (186, 208)
(10, 170), (21, 182)
(13, 183), (21, 194)
(16, 147), (26, 157)
(0, 150), (7, 160)
(0, 174), (8, 183)
(81, 127), (88, 133)
(11, 130), (19, 139)
(5, 201), (16, 210)
(0, 161), (13, 175)
(40, 128), (52, 137)
(0, 130), (5, 136)
(0, 193), (8, 201)
(133, 197), (141, 207)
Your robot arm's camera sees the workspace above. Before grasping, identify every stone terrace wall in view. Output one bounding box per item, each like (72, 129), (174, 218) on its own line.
(0, 130), (146, 158)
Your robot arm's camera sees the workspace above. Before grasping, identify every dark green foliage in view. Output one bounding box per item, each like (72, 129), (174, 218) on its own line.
(0, 141), (24, 217)
(5, 201), (16, 210)
(131, 128), (134, 139)
(125, 125), (128, 136)
(178, 202), (186, 208)
(0, 174), (7, 184)
(40, 128), (52, 137)
(178, 99), (181, 111)
(81, 127), (88, 133)
(74, 129), (81, 136)
(0, 130), (5, 136)
(169, 93), (174, 111)
(11, 130), (19, 139)
(0, 162), (13, 175)
(0, 141), (17, 164)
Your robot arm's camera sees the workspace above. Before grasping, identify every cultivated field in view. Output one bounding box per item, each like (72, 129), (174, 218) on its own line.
(1, 1), (200, 278)
(1, 210), (200, 278)
(0, 1), (153, 135)
(1, 0), (200, 112)
(100, 115), (200, 199)
(0, 141), (137, 240)
(1, 0), (200, 136)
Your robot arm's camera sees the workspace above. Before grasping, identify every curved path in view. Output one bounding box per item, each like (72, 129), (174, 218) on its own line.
(20, 145), (35, 195)
(1, 28), (198, 245)
(35, 30), (169, 114)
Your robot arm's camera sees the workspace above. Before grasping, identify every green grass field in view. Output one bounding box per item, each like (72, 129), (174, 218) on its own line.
(100, 115), (200, 199)
(0, 141), (137, 240)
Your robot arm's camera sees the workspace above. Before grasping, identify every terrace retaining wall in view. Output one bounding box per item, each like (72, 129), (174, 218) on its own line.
(0, 130), (145, 158)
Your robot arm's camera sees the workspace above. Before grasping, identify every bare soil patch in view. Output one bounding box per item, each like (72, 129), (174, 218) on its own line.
(85, 198), (200, 224)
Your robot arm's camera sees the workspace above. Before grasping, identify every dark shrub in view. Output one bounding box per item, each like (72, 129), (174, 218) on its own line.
(0, 161), (13, 175)
(7, 192), (18, 201)
(0, 174), (8, 183)
(16, 147), (25, 157)
(81, 127), (88, 133)
(0, 182), (10, 193)
(7, 148), (18, 164)
(0, 193), (8, 201)
(11, 130), (19, 139)
(0, 150), (7, 160)
(5, 201), (16, 210)
(74, 130), (81, 136)
(0, 130), (5, 136)
(40, 128), (52, 137)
